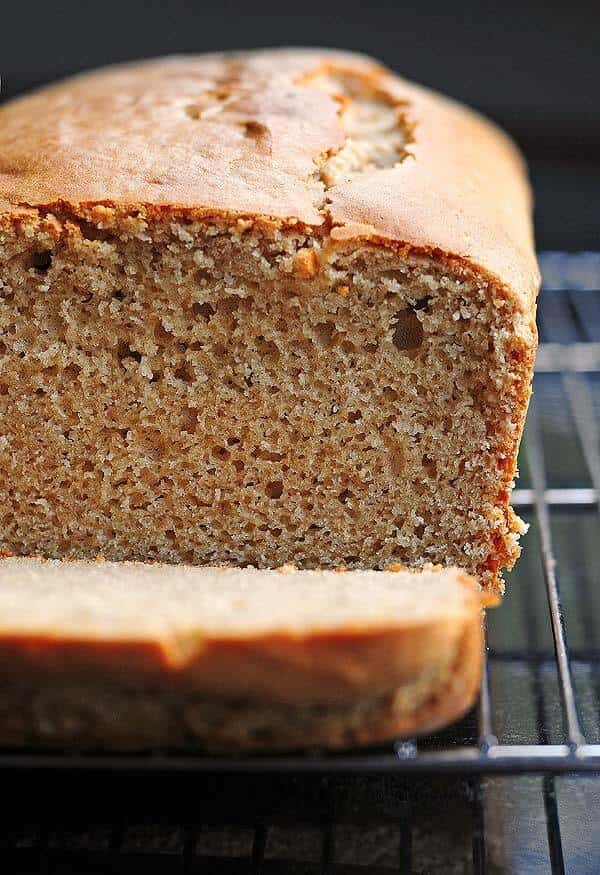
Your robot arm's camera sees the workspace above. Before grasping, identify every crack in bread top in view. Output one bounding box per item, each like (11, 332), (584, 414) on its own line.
(0, 48), (539, 302)
(296, 64), (414, 195)
(0, 50), (410, 225)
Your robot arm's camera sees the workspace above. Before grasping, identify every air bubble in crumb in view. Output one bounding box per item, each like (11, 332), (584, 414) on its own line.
(391, 310), (423, 352)
(29, 251), (52, 272)
(265, 480), (284, 499)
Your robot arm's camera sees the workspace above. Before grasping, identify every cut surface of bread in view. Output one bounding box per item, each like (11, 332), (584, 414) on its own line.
(0, 49), (539, 589)
(0, 558), (483, 750)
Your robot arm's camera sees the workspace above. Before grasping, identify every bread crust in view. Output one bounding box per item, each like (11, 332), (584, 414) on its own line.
(0, 622), (482, 752)
(0, 48), (539, 309)
(0, 560), (483, 750)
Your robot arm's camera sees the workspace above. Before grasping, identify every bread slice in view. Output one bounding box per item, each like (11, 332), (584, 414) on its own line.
(0, 558), (483, 751)
(0, 49), (538, 590)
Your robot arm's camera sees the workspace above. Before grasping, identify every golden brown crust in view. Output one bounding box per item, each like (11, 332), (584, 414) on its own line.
(0, 608), (483, 752)
(0, 566), (482, 709)
(0, 48), (539, 309)
(0, 561), (483, 749)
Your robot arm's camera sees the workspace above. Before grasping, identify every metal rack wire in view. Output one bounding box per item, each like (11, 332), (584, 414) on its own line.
(1, 252), (600, 873)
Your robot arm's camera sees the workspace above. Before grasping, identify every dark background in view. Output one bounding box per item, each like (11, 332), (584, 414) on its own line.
(1, 0), (599, 250)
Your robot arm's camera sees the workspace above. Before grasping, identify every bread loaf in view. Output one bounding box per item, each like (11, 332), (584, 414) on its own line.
(0, 49), (539, 590)
(0, 558), (483, 750)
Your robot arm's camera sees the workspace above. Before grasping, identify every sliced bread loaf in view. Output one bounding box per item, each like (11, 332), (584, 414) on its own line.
(0, 49), (538, 590)
(0, 558), (483, 750)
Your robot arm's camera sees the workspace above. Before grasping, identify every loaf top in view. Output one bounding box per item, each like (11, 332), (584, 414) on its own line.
(0, 48), (538, 307)
(0, 558), (483, 704)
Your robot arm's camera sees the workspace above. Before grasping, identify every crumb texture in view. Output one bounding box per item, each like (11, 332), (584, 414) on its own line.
(0, 214), (531, 587)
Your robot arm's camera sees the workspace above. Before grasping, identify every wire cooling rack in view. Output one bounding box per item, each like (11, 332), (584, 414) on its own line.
(1, 252), (600, 873)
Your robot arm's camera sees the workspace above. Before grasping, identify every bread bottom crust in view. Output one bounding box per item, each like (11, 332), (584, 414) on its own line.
(0, 621), (481, 752)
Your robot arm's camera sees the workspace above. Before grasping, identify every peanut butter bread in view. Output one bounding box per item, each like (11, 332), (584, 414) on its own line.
(0, 559), (483, 750)
(0, 49), (539, 590)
